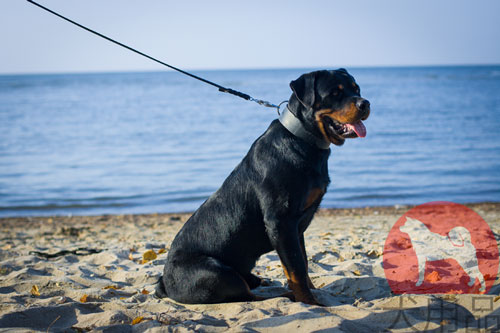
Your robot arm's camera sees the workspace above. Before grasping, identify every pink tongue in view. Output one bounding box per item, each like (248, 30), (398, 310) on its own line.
(345, 121), (366, 138)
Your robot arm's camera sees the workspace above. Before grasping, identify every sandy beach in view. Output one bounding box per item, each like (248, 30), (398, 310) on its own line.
(0, 203), (499, 332)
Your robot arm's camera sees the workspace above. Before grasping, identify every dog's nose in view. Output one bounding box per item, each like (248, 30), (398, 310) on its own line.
(356, 99), (370, 120)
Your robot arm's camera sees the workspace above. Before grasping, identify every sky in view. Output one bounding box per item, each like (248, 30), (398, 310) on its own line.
(1, 0), (500, 74)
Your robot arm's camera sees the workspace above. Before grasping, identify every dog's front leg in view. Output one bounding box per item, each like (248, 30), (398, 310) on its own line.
(299, 233), (315, 289)
(265, 218), (319, 305)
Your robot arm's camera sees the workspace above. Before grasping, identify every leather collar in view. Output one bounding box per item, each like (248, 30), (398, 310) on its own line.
(278, 106), (330, 150)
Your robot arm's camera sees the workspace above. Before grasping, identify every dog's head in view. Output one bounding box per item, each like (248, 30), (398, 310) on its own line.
(289, 69), (370, 146)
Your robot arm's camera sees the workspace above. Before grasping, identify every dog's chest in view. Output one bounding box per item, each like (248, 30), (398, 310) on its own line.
(302, 159), (329, 211)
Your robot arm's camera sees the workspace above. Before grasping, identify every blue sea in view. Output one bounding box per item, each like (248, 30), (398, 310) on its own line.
(0, 66), (499, 217)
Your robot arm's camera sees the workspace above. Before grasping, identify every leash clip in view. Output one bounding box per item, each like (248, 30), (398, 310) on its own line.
(277, 100), (288, 116)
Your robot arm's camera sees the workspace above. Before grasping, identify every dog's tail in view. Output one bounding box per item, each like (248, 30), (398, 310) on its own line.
(447, 226), (472, 247)
(155, 275), (168, 298)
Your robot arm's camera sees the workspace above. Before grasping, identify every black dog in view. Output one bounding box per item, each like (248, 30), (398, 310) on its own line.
(156, 69), (370, 305)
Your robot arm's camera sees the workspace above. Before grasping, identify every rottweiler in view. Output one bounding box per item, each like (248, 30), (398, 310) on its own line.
(156, 68), (370, 305)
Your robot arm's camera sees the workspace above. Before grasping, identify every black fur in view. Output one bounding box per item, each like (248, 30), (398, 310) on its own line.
(156, 69), (369, 305)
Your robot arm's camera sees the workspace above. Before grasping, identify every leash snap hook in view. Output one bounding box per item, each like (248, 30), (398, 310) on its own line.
(277, 100), (288, 116)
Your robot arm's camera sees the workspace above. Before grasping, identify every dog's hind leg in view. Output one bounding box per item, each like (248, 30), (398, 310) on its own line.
(155, 276), (168, 298)
(159, 254), (259, 304)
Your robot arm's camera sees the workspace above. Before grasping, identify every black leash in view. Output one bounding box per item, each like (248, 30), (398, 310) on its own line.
(27, 0), (281, 112)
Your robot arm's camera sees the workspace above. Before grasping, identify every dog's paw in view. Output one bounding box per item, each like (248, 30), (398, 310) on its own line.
(260, 279), (272, 287)
(298, 295), (322, 306)
(245, 273), (264, 289)
(279, 291), (323, 306)
(279, 291), (295, 301)
(293, 291), (322, 306)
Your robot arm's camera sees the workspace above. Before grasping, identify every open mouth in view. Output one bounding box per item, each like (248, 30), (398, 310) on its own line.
(322, 117), (367, 144)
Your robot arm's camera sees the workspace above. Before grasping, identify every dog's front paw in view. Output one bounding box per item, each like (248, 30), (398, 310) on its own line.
(294, 291), (322, 306)
(297, 294), (322, 306)
(280, 291), (323, 306)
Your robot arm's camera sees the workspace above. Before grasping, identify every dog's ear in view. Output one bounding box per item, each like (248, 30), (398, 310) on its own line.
(290, 72), (316, 109)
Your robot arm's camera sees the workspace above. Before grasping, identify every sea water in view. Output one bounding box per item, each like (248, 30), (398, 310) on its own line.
(0, 66), (499, 217)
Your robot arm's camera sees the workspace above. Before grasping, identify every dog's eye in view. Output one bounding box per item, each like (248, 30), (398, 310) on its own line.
(332, 84), (344, 97)
(333, 89), (343, 97)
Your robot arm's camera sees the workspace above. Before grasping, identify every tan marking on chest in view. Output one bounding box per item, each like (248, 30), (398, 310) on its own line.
(303, 188), (324, 210)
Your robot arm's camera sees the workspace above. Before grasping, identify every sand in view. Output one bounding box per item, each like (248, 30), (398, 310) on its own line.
(0, 203), (499, 332)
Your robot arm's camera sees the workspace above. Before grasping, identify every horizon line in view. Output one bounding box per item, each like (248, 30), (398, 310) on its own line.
(1, 63), (499, 77)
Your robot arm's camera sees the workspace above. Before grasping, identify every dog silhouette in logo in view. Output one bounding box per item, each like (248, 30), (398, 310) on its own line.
(399, 217), (485, 291)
